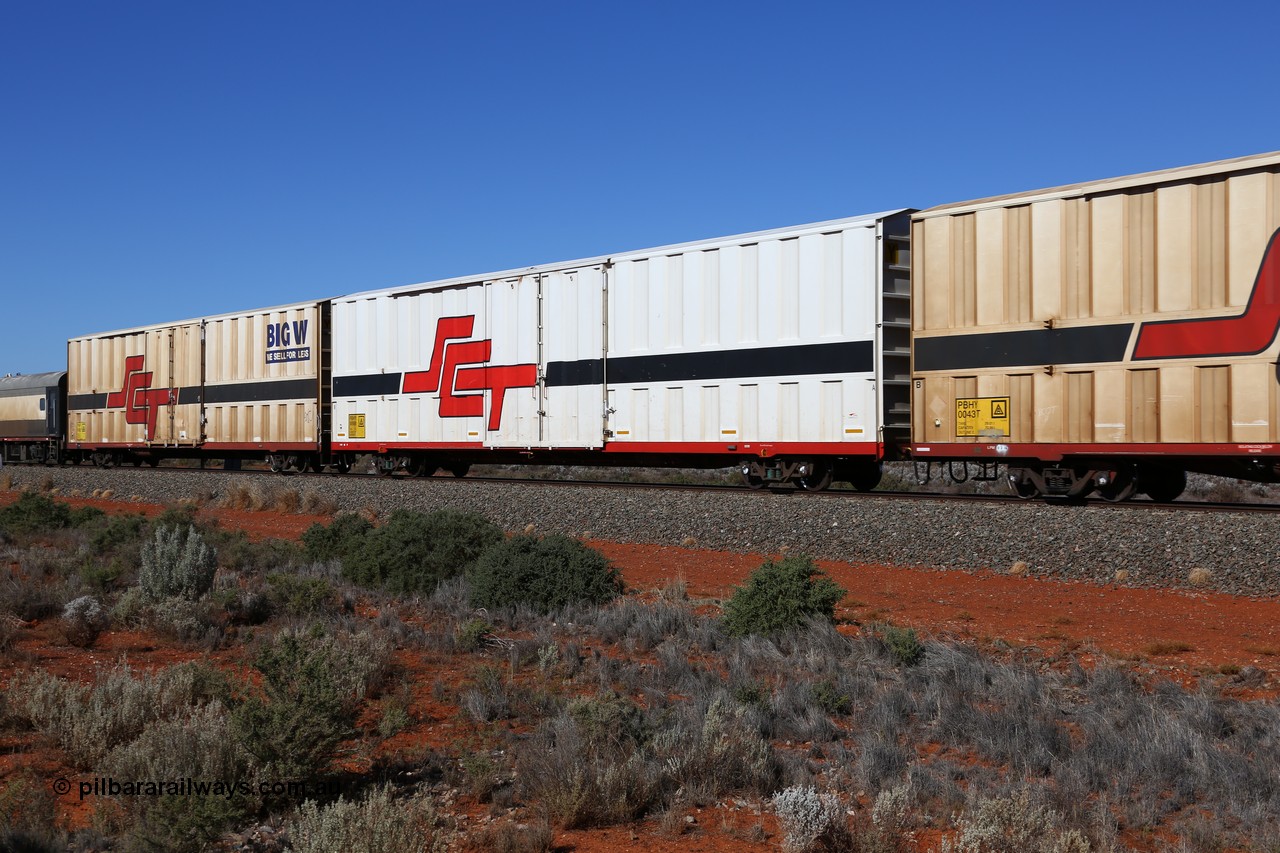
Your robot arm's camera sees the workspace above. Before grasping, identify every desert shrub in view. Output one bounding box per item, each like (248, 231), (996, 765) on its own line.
(211, 530), (301, 573)
(941, 789), (1089, 853)
(232, 626), (392, 782)
(8, 661), (227, 768)
(0, 491), (72, 535)
(519, 693), (777, 829)
(722, 556), (846, 638)
(77, 555), (129, 592)
(300, 512), (373, 564)
(148, 596), (224, 647)
(454, 617), (493, 652)
(342, 509), (503, 595)
(150, 502), (199, 530)
(87, 511), (147, 553)
(466, 534), (623, 613)
(0, 770), (63, 852)
(773, 786), (852, 852)
(99, 702), (254, 852)
(286, 784), (451, 853)
(881, 625), (925, 667)
(140, 524), (218, 602)
(265, 572), (337, 617)
(60, 595), (110, 647)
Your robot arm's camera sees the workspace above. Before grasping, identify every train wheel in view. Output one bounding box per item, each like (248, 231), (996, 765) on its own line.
(1140, 467), (1186, 503)
(267, 453), (287, 474)
(1097, 466), (1137, 503)
(375, 456), (400, 476)
(843, 460), (883, 492)
(1007, 468), (1041, 499)
(741, 470), (769, 490)
(449, 463), (471, 478)
(331, 456), (352, 475)
(406, 458), (438, 477)
(797, 461), (833, 491)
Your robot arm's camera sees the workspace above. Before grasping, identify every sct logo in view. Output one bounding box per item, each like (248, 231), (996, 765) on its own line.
(402, 316), (537, 431)
(106, 355), (175, 440)
(266, 320), (311, 364)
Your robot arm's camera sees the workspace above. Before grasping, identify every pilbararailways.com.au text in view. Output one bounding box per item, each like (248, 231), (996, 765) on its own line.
(57, 777), (350, 801)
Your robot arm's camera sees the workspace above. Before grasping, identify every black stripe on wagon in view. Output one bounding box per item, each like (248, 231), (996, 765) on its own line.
(180, 378), (319, 405)
(68, 393), (108, 409)
(70, 380), (318, 411)
(333, 373), (403, 397)
(547, 340), (876, 387)
(912, 324), (1135, 372)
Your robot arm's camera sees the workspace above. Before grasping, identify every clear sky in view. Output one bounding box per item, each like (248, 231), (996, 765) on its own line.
(3, 1), (1278, 373)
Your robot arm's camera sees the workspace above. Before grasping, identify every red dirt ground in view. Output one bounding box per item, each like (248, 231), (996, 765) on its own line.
(2, 490), (1276, 850)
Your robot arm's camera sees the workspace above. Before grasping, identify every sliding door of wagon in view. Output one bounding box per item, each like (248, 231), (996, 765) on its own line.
(483, 265), (605, 449)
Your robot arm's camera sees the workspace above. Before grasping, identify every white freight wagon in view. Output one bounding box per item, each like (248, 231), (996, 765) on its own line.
(331, 210), (910, 489)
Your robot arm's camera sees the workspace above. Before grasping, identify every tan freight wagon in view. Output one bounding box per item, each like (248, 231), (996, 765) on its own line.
(910, 151), (1280, 500)
(67, 301), (328, 470)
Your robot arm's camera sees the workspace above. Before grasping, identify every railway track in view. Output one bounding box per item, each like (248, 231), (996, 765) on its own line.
(14, 460), (1280, 515)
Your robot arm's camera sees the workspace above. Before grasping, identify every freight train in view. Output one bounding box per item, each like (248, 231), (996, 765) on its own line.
(5, 151), (1280, 502)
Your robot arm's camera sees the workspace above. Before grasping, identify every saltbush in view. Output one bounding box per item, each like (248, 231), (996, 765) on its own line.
(100, 702), (253, 852)
(466, 534), (622, 614)
(60, 595), (110, 648)
(287, 784), (450, 853)
(139, 525), (218, 602)
(342, 509), (503, 595)
(721, 556), (846, 638)
(8, 661), (227, 768)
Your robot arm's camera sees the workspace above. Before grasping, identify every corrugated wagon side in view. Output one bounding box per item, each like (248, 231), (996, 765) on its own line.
(330, 210), (911, 489)
(66, 301), (330, 469)
(910, 151), (1280, 500)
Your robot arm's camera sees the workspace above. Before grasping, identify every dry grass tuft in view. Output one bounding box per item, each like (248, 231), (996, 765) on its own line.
(1188, 567), (1213, 587)
(100, 489), (114, 499)
(39, 476), (54, 492)
(1114, 569), (1131, 583)
(91, 488), (103, 498)
(523, 523), (537, 535)
(272, 488), (301, 514)
(300, 491), (339, 516)
(1008, 560), (1029, 577)
(680, 536), (697, 548)
(0, 472), (12, 491)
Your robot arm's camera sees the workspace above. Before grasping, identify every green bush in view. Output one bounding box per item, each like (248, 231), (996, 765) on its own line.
(342, 509), (503, 595)
(0, 492), (72, 535)
(265, 572), (337, 617)
(722, 556), (846, 638)
(140, 525), (218, 602)
(466, 534), (622, 613)
(232, 626), (392, 783)
(301, 512), (373, 564)
(211, 530), (301, 573)
(881, 625), (925, 667)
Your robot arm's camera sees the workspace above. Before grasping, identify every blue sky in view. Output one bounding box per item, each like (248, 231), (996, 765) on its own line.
(3, 1), (1278, 373)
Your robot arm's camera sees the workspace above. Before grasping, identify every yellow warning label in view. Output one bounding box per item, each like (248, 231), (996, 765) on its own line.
(955, 396), (1010, 437)
(348, 413), (366, 439)
(75, 422), (86, 441)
